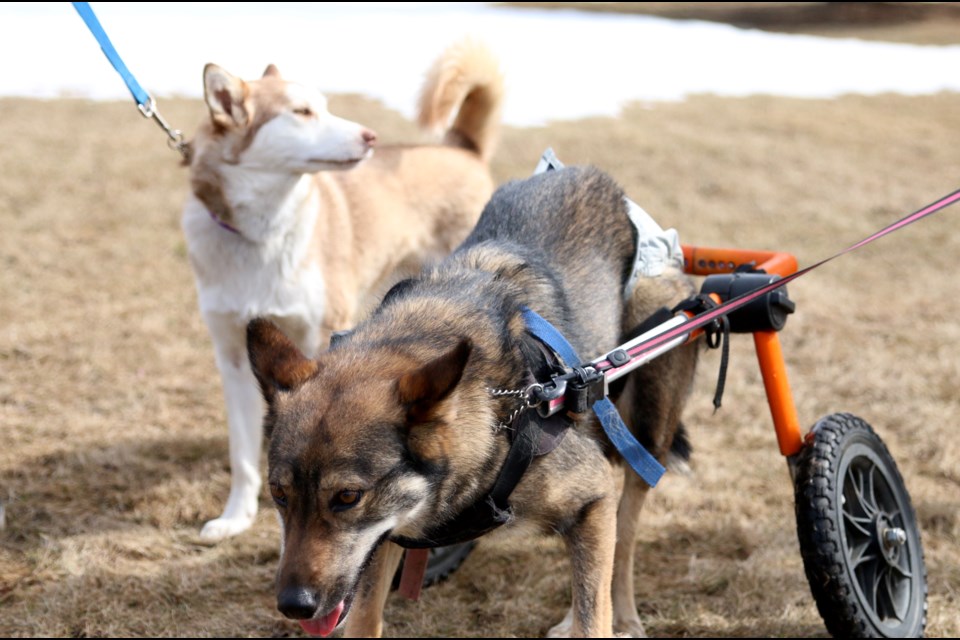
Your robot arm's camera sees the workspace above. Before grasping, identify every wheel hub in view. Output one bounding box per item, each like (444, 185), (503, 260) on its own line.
(874, 514), (906, 565)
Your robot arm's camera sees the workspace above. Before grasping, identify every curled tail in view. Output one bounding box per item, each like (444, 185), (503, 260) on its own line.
(416, 38), (504, 163)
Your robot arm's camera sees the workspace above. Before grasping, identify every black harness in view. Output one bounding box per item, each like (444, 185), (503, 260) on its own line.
(390, 409), (571, 549)
(388, 297), (727, 550)
(390, 335), (573, 549)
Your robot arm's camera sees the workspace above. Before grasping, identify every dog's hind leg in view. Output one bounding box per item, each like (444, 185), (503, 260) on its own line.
(343, 542), (404, 637)
(609, 345), (697, 635)
(200, 312), (266, 542)
(604, 272), (698, 633)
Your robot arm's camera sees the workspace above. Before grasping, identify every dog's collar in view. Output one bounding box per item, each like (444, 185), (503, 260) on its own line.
(209, 209), (241, 235)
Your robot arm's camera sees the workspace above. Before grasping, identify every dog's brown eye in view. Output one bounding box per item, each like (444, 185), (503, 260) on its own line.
(293, 106), (314, 117)
(331, 489), (363, 512)
(270, 483), (287, 508)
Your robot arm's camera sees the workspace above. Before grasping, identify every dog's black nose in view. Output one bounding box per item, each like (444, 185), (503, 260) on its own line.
(277, 586), (318, 620)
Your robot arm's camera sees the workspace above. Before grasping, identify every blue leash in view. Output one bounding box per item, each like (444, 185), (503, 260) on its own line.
(72, 1), (150, 107)
(72, 2), (188, 157)
(521, 307), (666, 487)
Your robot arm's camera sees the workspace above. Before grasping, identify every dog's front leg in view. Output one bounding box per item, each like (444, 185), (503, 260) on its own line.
(342, 541), (404, 638)
(563, 491), (618, 637)
(200, 312), (265, 542)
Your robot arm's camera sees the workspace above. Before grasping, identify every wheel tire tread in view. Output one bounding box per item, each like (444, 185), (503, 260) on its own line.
(794, 413), (927, 638)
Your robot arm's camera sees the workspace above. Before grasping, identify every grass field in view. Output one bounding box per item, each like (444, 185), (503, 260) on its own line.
(2, 7), (959, 639)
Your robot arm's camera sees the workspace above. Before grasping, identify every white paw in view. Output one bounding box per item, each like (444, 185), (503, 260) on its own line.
(546, 608), (573, 638)
(199, 515), (255, 542)
(613, 616), (647, 638)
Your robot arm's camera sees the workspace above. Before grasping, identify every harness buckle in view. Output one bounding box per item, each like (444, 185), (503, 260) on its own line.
(565, 368), (606, 414)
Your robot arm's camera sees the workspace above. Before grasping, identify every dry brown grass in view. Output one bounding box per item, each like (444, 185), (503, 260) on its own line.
(2, 72), (959, 640)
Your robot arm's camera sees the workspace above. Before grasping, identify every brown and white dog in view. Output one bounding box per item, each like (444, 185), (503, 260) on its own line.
(247, 165), (699, 637)
(181, 40), (504, 542)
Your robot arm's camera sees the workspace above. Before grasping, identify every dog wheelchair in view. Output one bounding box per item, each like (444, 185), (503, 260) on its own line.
(396, 153), (927, 638)
(408, 243), (926, 638)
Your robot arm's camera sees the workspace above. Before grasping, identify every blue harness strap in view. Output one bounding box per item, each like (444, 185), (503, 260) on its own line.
(72, 2), (151, 107)
(521, 307), (666, 487)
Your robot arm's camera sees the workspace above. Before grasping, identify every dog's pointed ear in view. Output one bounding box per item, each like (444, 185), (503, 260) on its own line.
(397, 339), (472, 424)
(247, 318), (319, 405)
(203, 63), (252, 129)
(262, 64), (282, 79)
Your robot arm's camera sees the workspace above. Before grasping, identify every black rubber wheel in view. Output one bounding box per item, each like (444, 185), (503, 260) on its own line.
(794, 413), (927, 638)
(392, 541), (477, 590)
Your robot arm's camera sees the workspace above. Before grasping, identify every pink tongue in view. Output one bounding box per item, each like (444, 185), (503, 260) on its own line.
(299, 601), (345, 638)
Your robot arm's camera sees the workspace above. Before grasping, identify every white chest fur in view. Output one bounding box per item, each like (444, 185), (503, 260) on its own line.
(180, 174), (326, 326)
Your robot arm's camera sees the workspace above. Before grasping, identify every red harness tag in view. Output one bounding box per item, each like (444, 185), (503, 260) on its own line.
(397, 548), (430, 601)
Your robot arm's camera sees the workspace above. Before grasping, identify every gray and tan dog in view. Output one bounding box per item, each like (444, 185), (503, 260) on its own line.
(247, 165), (699, 637)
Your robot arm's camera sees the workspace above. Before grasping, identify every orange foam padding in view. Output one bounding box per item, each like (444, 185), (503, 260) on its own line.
(682, 245), (798, 278)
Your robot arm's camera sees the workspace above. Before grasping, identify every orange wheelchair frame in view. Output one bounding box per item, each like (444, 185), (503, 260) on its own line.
(679, 244), (925, 638)
(682, 244), (803, 457)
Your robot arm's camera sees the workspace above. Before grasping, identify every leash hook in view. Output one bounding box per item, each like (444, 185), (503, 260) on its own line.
(137, 97), (156, 119)
(527, 379), (567, 408)
(138, 97), (189, 159)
